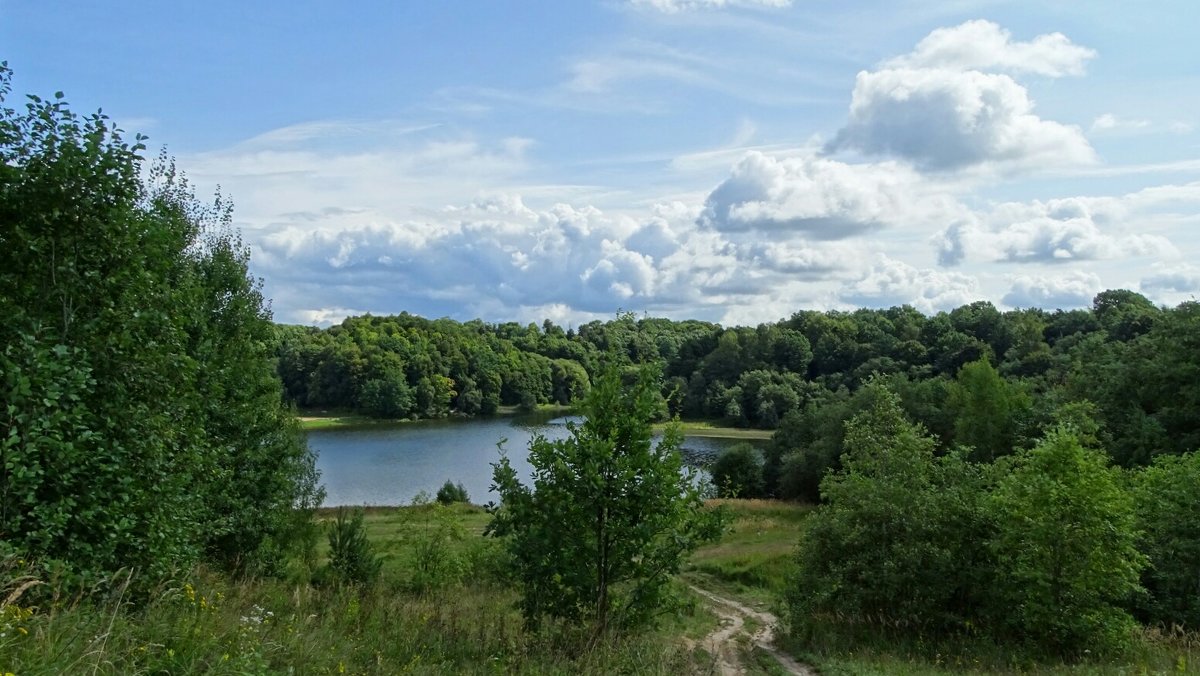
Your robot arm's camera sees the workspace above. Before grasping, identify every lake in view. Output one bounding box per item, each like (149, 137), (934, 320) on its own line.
(307, 413), (757, 506)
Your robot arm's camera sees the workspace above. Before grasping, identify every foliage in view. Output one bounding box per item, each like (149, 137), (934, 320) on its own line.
(436, 480), (471, 505)
(947, 357), (1030, 461)
(1132, 451), (1200, 629)
(398, 497), (472, 592)
(0, 66), (321, 580)
(491, 363), (725, 632)
(787, 383), (991, 645)
(986, 428), (1145, 656)
(709, 443), (765, 498)
(325, 508), (382, 585)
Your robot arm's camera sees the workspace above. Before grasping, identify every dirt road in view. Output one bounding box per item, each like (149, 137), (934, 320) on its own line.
(688, 585), (815, 675)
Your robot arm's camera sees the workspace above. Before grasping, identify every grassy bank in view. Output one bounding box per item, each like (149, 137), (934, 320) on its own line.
(2, 503), (716, 675)
(657, 420), (774, 440)
(298, 404), (577, 431)
(299, 407), (773, 440)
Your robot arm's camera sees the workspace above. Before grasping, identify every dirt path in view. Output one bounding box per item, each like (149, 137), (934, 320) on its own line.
(688, 585), (816, 676)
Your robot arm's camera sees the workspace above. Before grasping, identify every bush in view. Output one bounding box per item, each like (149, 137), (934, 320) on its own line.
(326, 508), (381, 585)
(436, 480), (470, 505)
(710, 443), (765, 498)
(986, 427), (1144, 656)
(1132, 450), (1200, 629)
(398, 494), (471, 592)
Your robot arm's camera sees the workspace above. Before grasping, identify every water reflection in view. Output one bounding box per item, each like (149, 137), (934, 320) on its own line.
(307, 414), (755, 506)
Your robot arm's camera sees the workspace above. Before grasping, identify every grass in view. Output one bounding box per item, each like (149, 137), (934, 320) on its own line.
(1, 503), (718, 675)
(657, 420), (774, 440)
(792, 634), (1199, 675)
(7, 500), (1197, 675)
(298, 408), (774, 439)
(298, 404), (577, 431)
(685, 499), (812, 606)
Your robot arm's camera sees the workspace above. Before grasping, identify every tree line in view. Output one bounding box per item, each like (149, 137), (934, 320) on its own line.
(278, 291), (1200, 479)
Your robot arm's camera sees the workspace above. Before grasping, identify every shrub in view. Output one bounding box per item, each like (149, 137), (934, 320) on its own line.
(326, 508), (381, 585)
(986, 427), (1145, 656)
(1132, 450), (1200, 629)
(436, 480), (470, 505)
(710, 443), (765, 498)
(401, 496), (468, 592)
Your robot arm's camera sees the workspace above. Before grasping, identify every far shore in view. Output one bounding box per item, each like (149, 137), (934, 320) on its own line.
(299, 409), (772, 439)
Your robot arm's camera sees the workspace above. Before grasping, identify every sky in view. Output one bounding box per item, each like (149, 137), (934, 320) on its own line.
(4, 0), (1199, 326)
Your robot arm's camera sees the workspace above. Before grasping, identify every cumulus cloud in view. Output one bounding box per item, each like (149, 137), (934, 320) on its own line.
(1002, 270), (1103, 308)
(828, 67), (1095, 171)
(841, 255), (981, 313)
(884, 20), (1096, 77)
(826, 21), (1097, 171)
(628, 0), (791, 12)
(936, 194), (1179, 266)
(698, 151), (954, 237)
(1142, 265), (1200, 293)
(252, 193), (781, 323)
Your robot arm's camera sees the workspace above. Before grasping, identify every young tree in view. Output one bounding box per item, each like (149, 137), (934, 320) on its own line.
(948, 357), (1029, 462)
(987, 427), (1144, 656)
(490, 363), (724, 633)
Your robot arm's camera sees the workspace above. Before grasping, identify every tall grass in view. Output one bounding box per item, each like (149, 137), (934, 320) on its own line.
(1, 507), (711, 675)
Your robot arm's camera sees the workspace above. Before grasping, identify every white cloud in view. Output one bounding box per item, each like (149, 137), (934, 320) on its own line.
(698, 150), (957, 237)
(297, 307), (371, 327)
(841, 255), (981, 313)
(885, 20), (1096, 77)
(566, 57), (711, 94)
(628, 0), (791, 13)
(829, 67), (1095, 171)
(1002, 270), (1102, 308)
(1141, 265), (1200, 293)
(936, 193), (1180, 266)
(1091, 113), (1151, 133)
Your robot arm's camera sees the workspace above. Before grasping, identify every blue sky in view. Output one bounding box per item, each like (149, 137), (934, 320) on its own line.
(4, 0), (1199, 326)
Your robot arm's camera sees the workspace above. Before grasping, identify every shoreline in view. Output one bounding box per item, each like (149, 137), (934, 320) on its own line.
(300, 409), (773, 440)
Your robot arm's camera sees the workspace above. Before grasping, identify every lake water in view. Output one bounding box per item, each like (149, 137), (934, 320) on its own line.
(307, 413), (755, 506)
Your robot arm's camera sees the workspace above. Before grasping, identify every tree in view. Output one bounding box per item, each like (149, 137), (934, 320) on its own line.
(490, 363), (724, 632)
(0, 66), (322, 579)
(436, 480), (470, 505)
(947, 357), (1029, 462)
(710, 443), (764, 498)
(787, 382), (991, 642)
(1132, 451), (1200, 629)
(987, 427), (1144, 656)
